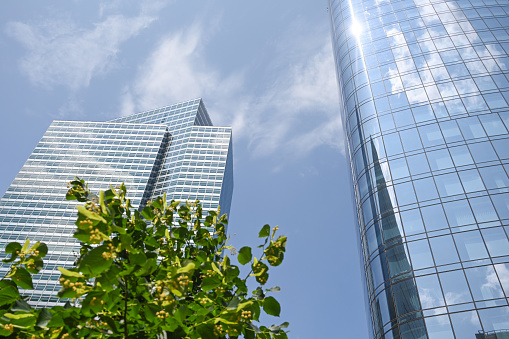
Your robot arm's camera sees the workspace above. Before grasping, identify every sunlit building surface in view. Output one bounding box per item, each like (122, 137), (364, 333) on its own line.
(0, 98), (233, 306)
(328, 0), (509, 337)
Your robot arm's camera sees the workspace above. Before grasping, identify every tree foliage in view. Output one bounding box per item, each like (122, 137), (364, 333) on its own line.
(0, 178), (288, 338)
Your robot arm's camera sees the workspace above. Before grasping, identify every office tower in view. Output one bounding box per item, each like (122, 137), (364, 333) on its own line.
(328, 0), (509, 338)
(0, 98), (233, 306)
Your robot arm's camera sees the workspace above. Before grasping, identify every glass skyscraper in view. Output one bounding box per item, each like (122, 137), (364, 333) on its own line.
(328, 0), (509, 337)
(0, 98), (233, 306)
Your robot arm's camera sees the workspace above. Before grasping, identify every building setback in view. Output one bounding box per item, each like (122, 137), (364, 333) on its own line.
(0, 98), (233, 306)
(328, 0), (509, 337)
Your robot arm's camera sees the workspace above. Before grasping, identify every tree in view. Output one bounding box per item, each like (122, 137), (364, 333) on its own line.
(0, 178), (288, 338)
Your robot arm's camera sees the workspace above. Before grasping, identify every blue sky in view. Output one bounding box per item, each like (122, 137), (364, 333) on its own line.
(0, 1), (370, 337)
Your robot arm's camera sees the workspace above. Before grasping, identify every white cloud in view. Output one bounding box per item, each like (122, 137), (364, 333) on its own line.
(124, 21), (344, 161)
(5, 4), (161, 91)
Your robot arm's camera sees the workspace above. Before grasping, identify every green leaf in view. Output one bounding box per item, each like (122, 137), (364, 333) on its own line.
(279, 322), (289, 329)
(79, 245), (113, 276)
(263, 296), (281, 317)
(266, 286), (281, 293)
(12, 267), (33, 289)
(58, 267), (84, 278)
(201, 276), (221, 292)
(227, 297), (240, 310)
(21, 239), (30, 253)
(141, 206), (155, 221)
(36, 243), (48, 257)
(177, 262), (196, 274)
(99, 190), (107, 214)
(130, 252), (147, 266)
(77, 205), (106, 223)
(0, 285), (20, 306)
(4, 312), (37, 328)
(37, 308), (52, 327)
(259, 224), (270, 238)
(237, 246), (252, 265)
(11, 299), (31, 312)
(3, 242), (21, 263)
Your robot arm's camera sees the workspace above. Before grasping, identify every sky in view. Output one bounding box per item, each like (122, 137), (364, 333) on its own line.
(0, 1), (370, 338)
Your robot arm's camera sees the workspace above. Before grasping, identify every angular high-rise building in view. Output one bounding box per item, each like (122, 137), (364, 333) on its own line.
(0, 98), (233, 306)
(328, 0), (509, 337)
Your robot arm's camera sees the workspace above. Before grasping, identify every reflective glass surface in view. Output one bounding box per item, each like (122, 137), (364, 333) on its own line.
(328, 0), (509, 337)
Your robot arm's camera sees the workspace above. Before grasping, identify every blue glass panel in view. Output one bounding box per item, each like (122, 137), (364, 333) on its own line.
(457, 117), (487, 139)
(400, 129), (422, 152)
(425, 315), (454, 339)
(481, 227), (509, 257)
(406, 154), (430, 176)
(394, 182), (417, 206)
(435, 173), (464, 197)
(492, 138), (509, 160)
(479, 166), (509, 189)
(440, 121), (463, 143)
(413, 177), (439, 202)
(469, 196), (498, 223)
(478, 306), (509, 332)
(429, 235), (460, 266)
(408, 240), (434, 269)
(389, 158), (410, 179)
(399, 319), (427, 339)
(418, 124), (444, 147)
(479, 114), (507, 136)
(449, 146), (474, 166)
(421, 204), (448, 232)
(426, 149), (453, 171)
(494, 263), (509, 295)
(468, 142), (499, 163)
(449, 311), (482, 339)
(439, 270), (473, 305)
(465, 266), (505, 302)
(458, 169), (485, 193)
(401, 209), (425, 235)
(416, 274), (445, 309)
(453, 230), (489, 261)
(383, 133), (404, 156)
(443, 200), (475, 227)
(491, 193), (509, 219)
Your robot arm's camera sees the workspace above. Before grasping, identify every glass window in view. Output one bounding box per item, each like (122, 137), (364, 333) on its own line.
(401, 209), (425, 235)
(394, 181), (417, 205)
(383, 133), (404, 156)
(429, 235), (460, 266)
(426, 149), (453, 171)
(425, 315), (454, 339)
(465, 266), (505, 301)
(470, 196), (498, 223)
(416, 274), (445, 309)
(435, 172), (464, 197)
(408, 239), (434, 269)
(449, 145), (474, 166)
(392, 278), (422, 317)
(479, 114), (507, 136)
(491, 193), (509, 219)
(478, 306), (509, 333)
(454, 230), (489, 261)
(482, 227), (509, 257)
(412, 105), (435, 123)
(399, 319), (427, 339)
(457, 117), (487, 139)
(400, 129), (422, 152)
(439, 120), (463, 143)
(387, 243), (412, 278)
(439, 270), (473, 305)
(468, 142), (499, 163)
(407, 153), (430, 175)
(418, 124), (444, 147)
(371, 254), (386, 288)
(445, 99), (467, 116)
(483, 92), (508, 110)
(379, 114), (396, 131)
(389, 93), (410, 109)
(393, 109), (415, 128)
(443, 200), (475, 227)
(421, 204), (448, 232)
(450, 311), (482, 339)
(492, 139), (509, 160)
(413, 177), (439, 201)
(458, 169), (485, 193)
(479, 166), (509, 189)
(494, 263), (509, 295)
(389, 157), (409, 179)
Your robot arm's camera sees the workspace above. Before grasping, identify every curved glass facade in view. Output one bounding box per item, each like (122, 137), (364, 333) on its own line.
(328, 0), (509, 337)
